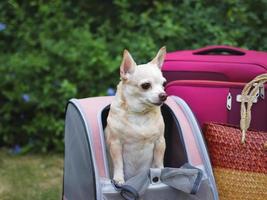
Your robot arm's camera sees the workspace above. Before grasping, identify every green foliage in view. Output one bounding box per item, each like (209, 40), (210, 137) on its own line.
(0, 0), (267, 152)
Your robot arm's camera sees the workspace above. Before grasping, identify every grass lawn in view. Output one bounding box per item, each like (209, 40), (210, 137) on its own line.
(0, 149), (63, 200)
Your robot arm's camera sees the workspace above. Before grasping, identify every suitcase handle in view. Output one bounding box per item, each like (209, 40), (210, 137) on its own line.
(193, 45), (246, 56)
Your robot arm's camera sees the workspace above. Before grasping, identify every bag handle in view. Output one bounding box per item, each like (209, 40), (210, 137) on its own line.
(193, 45), (246, 56)
(240, 73), (267, 143)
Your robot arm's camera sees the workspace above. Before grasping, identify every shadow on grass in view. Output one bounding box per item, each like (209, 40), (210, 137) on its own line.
(0, 149), (63, 200)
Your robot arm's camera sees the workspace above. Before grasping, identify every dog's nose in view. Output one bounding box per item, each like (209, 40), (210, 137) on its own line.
(159, 93), (167, 102)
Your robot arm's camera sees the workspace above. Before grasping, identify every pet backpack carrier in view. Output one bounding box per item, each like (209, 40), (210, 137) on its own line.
(62, 96), (219, 200)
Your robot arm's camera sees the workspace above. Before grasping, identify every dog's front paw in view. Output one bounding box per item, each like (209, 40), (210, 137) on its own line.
(113, 177), (125, 186)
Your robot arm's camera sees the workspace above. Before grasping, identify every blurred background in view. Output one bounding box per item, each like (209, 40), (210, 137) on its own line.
(0, 0), (267, 199)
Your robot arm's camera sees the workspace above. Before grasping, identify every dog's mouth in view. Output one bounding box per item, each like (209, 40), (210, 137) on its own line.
(143, 98), (165, 107)
(151, 102), (163, 106)
(148, 101), (164, 106)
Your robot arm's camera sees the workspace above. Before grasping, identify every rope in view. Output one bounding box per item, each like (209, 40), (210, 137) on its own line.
(240, 73), (267, 143)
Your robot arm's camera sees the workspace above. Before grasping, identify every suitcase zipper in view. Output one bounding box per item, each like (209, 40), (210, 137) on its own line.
(227, 92), (232, 110)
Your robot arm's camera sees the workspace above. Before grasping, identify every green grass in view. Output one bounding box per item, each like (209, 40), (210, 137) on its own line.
(0, 149), (63, 200)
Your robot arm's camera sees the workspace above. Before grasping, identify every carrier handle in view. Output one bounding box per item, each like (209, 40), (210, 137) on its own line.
(111, 179), (139, 200)
(193, 45), (246, 56)
(120, 185), (139, 200)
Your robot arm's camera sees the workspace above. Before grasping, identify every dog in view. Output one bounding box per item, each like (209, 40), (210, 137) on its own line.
(105, 47), (167, 185)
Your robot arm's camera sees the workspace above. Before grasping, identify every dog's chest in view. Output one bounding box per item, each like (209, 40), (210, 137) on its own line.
(119, 114), (164, 144)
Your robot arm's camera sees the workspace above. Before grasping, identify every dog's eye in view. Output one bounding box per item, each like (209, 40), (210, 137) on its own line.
(163, 81), (167, 87)
(141, 82), (151, 90)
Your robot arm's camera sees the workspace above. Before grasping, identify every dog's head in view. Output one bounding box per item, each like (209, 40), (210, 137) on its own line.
(119, 47), (167, 111)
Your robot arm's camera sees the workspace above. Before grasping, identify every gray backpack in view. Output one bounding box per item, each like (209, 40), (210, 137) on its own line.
(62, 96), (218, 200)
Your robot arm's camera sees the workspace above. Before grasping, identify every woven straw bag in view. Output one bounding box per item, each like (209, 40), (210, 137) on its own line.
(204, 73), (267, 200)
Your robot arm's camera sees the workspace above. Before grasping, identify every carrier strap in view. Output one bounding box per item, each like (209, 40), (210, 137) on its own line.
(112, 163), (203, 200)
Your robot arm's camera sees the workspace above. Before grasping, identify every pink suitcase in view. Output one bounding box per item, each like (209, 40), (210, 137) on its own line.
(162, 45), (267, 83)
(165, 80), (267, 132)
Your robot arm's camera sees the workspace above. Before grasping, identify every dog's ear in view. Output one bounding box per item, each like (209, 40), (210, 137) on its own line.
(120, 49), (136, 80)
(150, 46), (166, 69)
